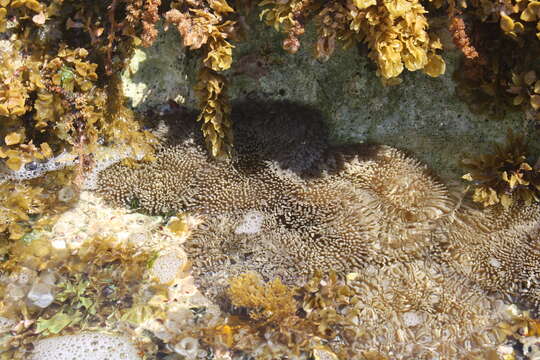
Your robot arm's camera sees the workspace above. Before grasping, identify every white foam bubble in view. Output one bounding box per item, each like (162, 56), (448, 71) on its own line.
(234, 210), (264, 235)
(0, 151), (77, 184)
(152, 253), (185, 284)
(31, 332), (141, 360)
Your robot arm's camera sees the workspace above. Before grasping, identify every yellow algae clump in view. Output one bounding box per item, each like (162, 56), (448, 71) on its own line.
(461, 131), (540, 208)
(260, 0), (445, 80)
(194, 68), (233, 158)
(151, 253), (188, 284)
(165, 0), (236, 157)
(228, 272), (297, 324)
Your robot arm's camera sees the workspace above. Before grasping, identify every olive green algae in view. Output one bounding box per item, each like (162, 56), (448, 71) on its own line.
(122, 20), (540, 182)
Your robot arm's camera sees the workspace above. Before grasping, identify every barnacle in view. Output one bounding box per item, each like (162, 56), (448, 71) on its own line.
(461, 130), (540, 208)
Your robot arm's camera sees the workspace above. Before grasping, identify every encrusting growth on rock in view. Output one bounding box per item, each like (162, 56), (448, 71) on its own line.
(98, 102), (540, 310)
(433, 200), (540, 308)
(94, 101), (540, 358)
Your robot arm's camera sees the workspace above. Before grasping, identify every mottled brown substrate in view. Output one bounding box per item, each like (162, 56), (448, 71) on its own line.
(96, 108), (540, 358)
(97, 109), (457, 297)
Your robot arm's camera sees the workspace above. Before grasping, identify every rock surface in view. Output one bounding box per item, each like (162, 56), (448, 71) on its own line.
(121, 20), (540, 182)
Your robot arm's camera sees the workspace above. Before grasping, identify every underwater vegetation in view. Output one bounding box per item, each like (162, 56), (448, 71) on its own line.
(0, 169), (77, 245)
(0, 214), (176, 359)
(449, 0), (540, 119)
(96, 102), (540, 304)
(462, 130), (540, 208)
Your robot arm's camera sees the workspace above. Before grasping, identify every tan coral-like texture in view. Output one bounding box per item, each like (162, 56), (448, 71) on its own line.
(96, 104), (540, 358)
(98, 103), (455, 296)
(433, 200), (540, 308)
(345, 261), (508, 359)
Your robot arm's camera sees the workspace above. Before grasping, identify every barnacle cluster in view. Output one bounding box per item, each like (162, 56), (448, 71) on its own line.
(461, 131), (540, 208)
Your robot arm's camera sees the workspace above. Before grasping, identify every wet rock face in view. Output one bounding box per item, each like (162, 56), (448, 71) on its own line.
(121, 21), (540, 182)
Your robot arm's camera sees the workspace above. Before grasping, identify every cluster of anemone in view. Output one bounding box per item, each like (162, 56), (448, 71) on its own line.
(432, 200), (540, 308)
(96, 104), (540, 358)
